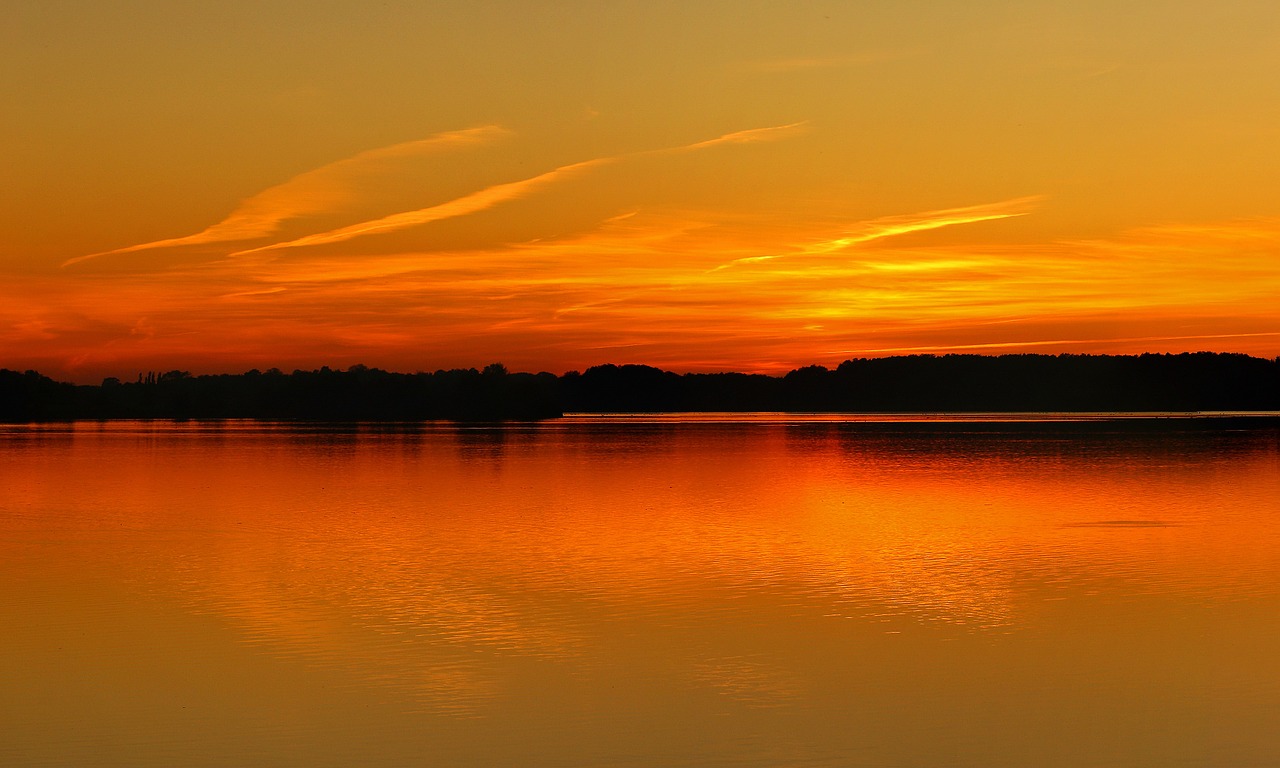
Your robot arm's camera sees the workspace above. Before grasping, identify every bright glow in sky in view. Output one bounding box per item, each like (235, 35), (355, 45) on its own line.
(4, 1), (1280, 381)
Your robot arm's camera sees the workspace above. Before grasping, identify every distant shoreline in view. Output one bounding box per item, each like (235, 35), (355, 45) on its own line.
(4, 352), (1280, 422)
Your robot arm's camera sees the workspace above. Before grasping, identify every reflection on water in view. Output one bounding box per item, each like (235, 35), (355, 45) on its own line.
(2, 418), (1279, 767)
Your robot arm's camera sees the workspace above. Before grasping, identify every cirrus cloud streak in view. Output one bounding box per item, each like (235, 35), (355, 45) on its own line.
(63, 126), (510, 267)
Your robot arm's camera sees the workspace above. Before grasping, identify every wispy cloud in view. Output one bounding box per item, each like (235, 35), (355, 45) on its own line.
(672, 122), (809, 152)
(10, 211), (1280, 380)
(235, 122), (807, 256)
(232, 158), (609, 256)
(808, 196), (1043, 251)
(712, 196), (1043, 271)
(64, 126), (509, 267)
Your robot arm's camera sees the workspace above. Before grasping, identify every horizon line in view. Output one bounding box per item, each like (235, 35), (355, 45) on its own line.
(5, 348), (1279, 386)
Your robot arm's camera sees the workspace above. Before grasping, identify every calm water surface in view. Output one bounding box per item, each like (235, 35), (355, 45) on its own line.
(2, 417), (1279, 767)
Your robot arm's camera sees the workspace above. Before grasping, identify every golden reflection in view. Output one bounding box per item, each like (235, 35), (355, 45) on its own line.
(4, 424), (1279, 664)
(3, 421), (1280, 764)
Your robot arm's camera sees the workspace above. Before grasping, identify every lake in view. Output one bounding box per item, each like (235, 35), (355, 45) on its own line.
(2, 416), (1279, 767)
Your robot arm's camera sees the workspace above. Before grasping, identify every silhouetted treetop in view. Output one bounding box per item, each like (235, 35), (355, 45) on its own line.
(2, 353), (1278, 422)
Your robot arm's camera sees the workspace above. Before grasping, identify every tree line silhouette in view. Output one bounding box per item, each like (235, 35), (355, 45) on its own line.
(3, 353), (1279, 422)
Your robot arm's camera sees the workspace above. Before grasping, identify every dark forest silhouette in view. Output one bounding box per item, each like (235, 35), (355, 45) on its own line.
(3, 353), (1280, 422)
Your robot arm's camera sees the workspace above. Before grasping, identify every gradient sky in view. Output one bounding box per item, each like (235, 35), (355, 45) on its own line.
(5, 0), (1280, 381)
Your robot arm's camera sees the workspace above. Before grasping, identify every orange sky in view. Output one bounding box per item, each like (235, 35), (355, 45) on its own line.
(4, 2), (1280, 382)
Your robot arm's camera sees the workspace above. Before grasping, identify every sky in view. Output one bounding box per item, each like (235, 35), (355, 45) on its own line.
(4, 0), (1280, 381)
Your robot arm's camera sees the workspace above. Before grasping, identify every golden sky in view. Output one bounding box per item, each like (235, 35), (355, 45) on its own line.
(4, 1), (1280, 381)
